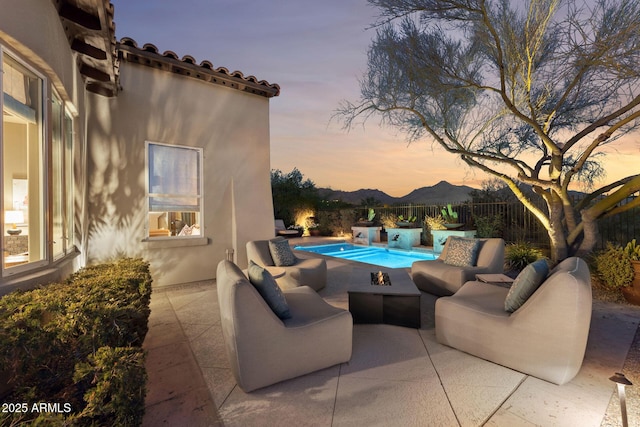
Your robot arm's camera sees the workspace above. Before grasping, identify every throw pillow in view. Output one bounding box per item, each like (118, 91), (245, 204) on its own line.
(247, 261), (291, 319)
(178, 224), (194, 236)
(268, 238), (296, 266)
(443, 237), (481, 267)
(504, 259), (549, 313)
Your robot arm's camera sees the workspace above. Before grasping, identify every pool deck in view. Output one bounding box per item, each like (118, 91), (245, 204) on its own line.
(142, 236), (640, 426)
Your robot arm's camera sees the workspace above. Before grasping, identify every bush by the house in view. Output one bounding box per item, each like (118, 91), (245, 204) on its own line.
(0, 258), (152, 426)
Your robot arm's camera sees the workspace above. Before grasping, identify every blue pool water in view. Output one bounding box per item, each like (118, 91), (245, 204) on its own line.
(294, 243), (437, 269)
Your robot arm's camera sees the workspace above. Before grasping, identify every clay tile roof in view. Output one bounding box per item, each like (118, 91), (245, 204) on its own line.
(181, 55), (196, 64)
(142, 43), (159, 53)
(117, 37), (280, 98)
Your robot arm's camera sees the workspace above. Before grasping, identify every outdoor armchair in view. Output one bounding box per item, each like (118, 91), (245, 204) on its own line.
(275, 219), (300, 237)
(411, 237), (505, 296)
(216, 260), (352, 392)
(434, 257), (592, 385)
(246, 238), (327, 291)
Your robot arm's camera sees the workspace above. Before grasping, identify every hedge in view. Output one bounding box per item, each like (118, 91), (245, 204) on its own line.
(0, 258), (152, 426)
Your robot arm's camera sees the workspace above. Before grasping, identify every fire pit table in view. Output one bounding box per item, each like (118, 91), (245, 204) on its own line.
(348, 268), (421, 328)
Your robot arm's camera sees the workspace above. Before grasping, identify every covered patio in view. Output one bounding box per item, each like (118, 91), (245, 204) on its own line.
(142, 240), (640, 426)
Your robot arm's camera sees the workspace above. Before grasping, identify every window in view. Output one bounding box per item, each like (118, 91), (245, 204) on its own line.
(51, 90), (74, 259)
(1, 47), (75, 278)
(146, 142), (202, 238)
(2, 50), (46, 273)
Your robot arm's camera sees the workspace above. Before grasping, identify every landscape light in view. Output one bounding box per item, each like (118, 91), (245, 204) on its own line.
(610, 372), (633, 427)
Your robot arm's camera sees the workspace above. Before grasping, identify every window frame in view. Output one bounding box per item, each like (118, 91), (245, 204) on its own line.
(1, 46), (49, 276)
(51, 89), (75, 260)
(145, 141), (204, 240)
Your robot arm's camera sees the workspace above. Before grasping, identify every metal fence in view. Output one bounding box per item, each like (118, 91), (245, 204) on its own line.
(349, 195), (640, 249)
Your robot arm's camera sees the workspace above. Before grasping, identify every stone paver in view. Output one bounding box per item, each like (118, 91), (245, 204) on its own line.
(142, 255), (640, 426)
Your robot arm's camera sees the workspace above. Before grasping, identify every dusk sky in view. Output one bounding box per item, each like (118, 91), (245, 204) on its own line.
(112, 0), (639, 197)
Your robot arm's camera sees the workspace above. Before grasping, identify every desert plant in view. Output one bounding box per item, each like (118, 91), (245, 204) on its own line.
(441, 204), (459, 223)
(380, 212), (398, 229)
(505, 242), (544, 271)
(397, 215), (417, 223)
(425, 215), (446, 231)
(624, 239), (640, 261)
(594, 243), (634, 290)
(356, 208), (376, 224)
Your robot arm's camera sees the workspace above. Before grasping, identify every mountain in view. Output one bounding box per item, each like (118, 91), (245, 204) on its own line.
(319, 180), (474, 205)
(400, 181), (475, 204)
(319, 188), (398, 206)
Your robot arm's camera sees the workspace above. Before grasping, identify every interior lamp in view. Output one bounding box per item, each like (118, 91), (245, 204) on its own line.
(5, 210), (24, 235)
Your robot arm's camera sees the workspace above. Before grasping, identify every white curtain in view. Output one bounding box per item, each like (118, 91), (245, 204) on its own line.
(148, 144), (200, 212)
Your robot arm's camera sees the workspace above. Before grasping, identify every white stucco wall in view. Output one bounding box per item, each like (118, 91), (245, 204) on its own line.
(0, 0), (81, 107)
(0, 1), (275, 289)
(85, 62), (276, 286)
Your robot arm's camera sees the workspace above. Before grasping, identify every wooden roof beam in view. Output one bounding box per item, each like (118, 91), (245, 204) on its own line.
(71, 38), (107, 60)
(59, 2), (101, 30)
(79, 63), (111, 82)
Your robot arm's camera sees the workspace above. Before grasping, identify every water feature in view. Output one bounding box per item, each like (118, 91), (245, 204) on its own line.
(294, 243), (437, 269)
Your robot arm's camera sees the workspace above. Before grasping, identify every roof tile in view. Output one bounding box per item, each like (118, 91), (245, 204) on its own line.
(118, 37), (280, 98)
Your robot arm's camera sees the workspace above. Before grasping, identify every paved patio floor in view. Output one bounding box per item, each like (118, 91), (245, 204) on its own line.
(142, 249), (640, 426)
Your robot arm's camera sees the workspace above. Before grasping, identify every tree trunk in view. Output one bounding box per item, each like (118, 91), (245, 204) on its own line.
(547, 226), (569, 263)
(575, 208), (599, 258)
(546, 196), (569, 263)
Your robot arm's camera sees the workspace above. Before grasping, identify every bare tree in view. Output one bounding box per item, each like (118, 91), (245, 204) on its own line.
(337, 0), (640, 262)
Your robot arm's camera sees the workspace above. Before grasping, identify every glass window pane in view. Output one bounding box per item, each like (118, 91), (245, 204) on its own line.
(147, 142), (202, 238)
(64, 110), (74, 252)
(2, 52), (45, 270)
(52, 92), (64, 258)
(149, 144), (200, 199)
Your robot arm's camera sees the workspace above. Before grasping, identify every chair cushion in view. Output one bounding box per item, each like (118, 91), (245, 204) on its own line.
(504, 259), (549, 313)
(268, 238), (296, 266)
(247, 261), (291, 319)
(443, 237), (480, 267)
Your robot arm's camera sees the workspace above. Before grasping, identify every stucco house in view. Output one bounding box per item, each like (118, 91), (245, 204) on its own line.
(0, 0), (280, 293)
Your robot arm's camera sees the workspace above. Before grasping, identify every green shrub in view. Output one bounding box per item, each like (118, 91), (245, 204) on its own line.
(473, 215), (503, 238)
(505, 241), (544, 270)
(72, 346), (147, 426)
(593, 243), (634, 290)
(312, 209), (358, 236)
(0, 258), (151, 426)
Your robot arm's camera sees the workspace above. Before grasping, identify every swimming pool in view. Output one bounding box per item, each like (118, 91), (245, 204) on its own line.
(294, 243), (437, 269)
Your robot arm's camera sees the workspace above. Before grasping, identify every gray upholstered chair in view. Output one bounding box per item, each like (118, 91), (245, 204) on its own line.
(435, 257), (592, 385)
(275, 219), (299, 237)
(246, 238), (327, 291)
(411, 237), (505, 296)
(216, 260), (352, 392)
